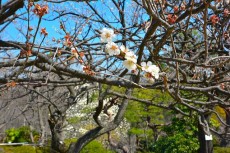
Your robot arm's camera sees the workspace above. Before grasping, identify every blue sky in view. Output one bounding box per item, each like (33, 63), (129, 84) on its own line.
(1, 0), (149, 43)
(0, 0), (151, 71)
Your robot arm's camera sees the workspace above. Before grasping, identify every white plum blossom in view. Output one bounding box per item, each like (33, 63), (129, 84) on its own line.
(125, 52), (137, 63)
(148, 64), (160, 79)
(100, 28), (115, 42)
(123, 60), (137, 70)
(120, 45), (129, 53)
(141, 61), (160, 79)
(141, 61), (153, 71)
(105, 42), (120, 56)
(123, 51), (137, 70)
(71, 47), (78, 58)
(144, 72), (155, 83)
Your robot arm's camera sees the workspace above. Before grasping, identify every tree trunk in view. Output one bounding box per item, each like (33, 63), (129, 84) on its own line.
(29, 125), (34, 143)
(198, 114), (213, 153)
(48, 113), (66, 153)
(68, 127), (103, 153)
(68, 88), (132, 153)
(129, 134), (136, 153)
(220, 107), (230, 147)
(38, 106), (46, 145)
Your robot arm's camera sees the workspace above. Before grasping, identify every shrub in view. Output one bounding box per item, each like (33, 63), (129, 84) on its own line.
(151, 117), (199, 153)
(5, 126), (39, 143)
(214, 147), (230, 153)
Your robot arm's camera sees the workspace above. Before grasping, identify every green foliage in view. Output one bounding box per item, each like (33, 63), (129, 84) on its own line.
(133, 88), (172, 102)
(64, 138), (114, 153)
(129, 127), (151, 135)
(81, 140), (114, 153)
(2, 146), (228, 153)
(90, 91), (99, 102)
(180, 90), (208, 102)
(125, 89), (171, 124)
(5, 128), (20, 143)
(67, 116), (81, 124)
(212, 135), (221, 146)
(210, 117), (220, 129)
(152, 116), (199, 153)
(5, 126), (39, 143)
(110, 86), (200, 153)
(214, 147), (230, 153)
(129, 127), (143, 135)
(64, 138), (77, 147)
(36, 146), (50, 153)
(0, 146), (49, 153)
(210, 106), (225, 130)
(125, 89), (171, 141)
(152, 133), (199, 153)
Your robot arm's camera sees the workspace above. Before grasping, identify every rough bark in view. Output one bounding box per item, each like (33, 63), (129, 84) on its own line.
(68, 126), (104, 153)
(107, 132), (129, 153)
(38, 105), (46, 145)
(0, 0), (24, 25)
(129, 134), (136, 153)
(48, 111), (66, 153)
(68, 88), (132, 153)
(198, 114), (213, 153)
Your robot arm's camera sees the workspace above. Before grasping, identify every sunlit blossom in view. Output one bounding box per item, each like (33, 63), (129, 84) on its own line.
(141, 61), (160, 79)
(100, 28), (115, 42)
(141, 61), (153, 71)
(149, 65), (160, 79)
(33, 4), (48, 17)
(123, 60), (137, 70)
(71, 47), (78, 58)
(125, 51), (137, 63)
(123, 51), (137, 70)
(120, 45), (129, 53)
(105, 42), (120, 56)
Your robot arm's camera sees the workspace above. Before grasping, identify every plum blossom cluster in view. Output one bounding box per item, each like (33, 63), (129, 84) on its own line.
(33, 4), (48, 17)
(167, 14), (178, 24)
(20, 43), (32, 58)
(41, 28), (48, 36)
(64, 33), (72, 47)
(210, 15), (219, 25)
(141, 61), (160, 83)
(100, 28), (160, 83)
